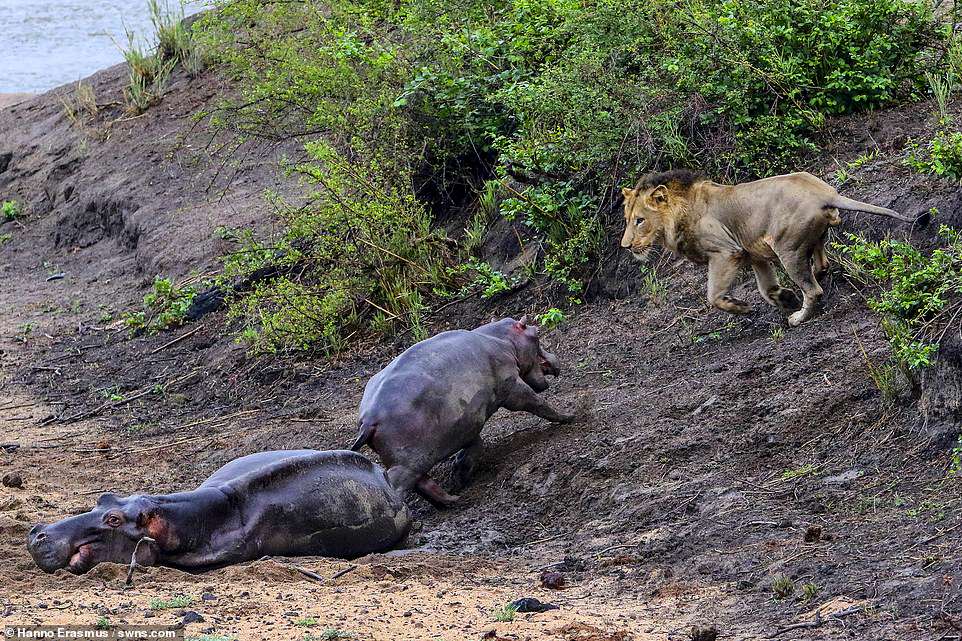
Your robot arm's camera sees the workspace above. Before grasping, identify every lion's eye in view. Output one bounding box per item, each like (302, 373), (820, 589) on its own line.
(104, 514), (122, 528)
(635, 218), (645, 227)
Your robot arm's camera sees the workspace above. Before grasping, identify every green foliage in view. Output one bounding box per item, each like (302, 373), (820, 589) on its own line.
(95, 617), (111, 631)
(949, 435), (962, 476)
(0, 233), (11, 245)
(536, 308), (566, 330)
(456, 258), (515, 298)
(2, 200), (22, 221)
(124, 276), (196, 334)
(492, 602), (518, 622)
(122, 0), (204, 114)
(836, 227), (961, 400)
(906, 130), (962, 182)
(800, 583), (820, 602)
(149, 595), (194, 610)
(771, 575), (795, 601)
(195, 0), (943, 351)
(295, 618), (319, 628)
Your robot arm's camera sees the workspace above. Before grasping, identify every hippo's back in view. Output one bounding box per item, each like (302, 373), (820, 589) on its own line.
(205, 450), (411, 559)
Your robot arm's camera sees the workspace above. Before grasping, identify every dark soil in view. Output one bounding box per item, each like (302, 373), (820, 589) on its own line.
(1, 65), (960, 641)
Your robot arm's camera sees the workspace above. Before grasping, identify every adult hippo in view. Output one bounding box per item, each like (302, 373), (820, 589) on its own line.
(351, 315), (574, 507)
(27, 450), (410, 574)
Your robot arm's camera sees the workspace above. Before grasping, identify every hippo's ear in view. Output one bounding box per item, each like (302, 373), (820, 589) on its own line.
(96, 493), (121, 507)
(518, 314), (530, 327)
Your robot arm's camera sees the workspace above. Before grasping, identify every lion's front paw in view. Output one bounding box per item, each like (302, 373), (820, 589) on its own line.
(788, 309), (808, 327)
(717, 296), (751, 315)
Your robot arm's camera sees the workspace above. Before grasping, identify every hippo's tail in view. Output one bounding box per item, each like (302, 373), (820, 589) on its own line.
(350, 422), (376, 452)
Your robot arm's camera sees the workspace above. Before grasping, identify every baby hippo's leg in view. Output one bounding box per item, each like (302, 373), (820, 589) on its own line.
(416, 475), (460, 508)
(452, 439), (482, 489)
(503, 379), (574, 423)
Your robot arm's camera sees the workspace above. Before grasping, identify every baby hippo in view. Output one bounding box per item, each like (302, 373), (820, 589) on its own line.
(351, 315), (573, 507)
(27, 450), (410, 574)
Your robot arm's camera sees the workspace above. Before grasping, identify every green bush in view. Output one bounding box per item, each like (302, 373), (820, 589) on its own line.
(835, 226), (962, 372)
(2, 200), (22, 221)
(124, 276), (197, 334)
(196, 0), (944, 352)
(906, 130), (962, 182)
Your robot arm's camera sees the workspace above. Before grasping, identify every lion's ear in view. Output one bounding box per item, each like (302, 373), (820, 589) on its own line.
(646, 185), (669, 209)
(621, 187), (636, 199)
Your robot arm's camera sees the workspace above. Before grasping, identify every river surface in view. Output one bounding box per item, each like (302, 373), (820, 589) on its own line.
(0, 0), (206, 93)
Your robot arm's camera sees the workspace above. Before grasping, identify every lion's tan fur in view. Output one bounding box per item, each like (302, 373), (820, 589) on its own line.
(621, 171), (911, 326)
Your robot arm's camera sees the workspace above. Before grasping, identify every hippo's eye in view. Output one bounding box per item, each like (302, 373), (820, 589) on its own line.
(104, 514), (123, 528)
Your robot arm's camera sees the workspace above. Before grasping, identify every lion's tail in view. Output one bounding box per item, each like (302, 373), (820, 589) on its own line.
(827, 195), (929, 226)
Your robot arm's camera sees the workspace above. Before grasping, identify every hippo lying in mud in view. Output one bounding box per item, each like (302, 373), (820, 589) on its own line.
(351, 316), (574, 507)
(27, 450), (410, 574)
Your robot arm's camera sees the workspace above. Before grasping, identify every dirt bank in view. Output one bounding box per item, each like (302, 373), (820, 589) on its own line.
(1, 64), (960, 640)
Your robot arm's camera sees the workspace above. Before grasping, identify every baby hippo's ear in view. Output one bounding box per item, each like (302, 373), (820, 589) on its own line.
(519, 314), (530, 327)
(96, 493), (121, 507)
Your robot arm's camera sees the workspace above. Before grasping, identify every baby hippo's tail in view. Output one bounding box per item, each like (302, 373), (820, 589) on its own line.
(350, 421), (376, 452)
(828, 195), (929, 226)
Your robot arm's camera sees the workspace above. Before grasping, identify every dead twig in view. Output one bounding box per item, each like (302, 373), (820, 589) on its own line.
(125, 536), (156, 586)
(150, 324), (205, 354)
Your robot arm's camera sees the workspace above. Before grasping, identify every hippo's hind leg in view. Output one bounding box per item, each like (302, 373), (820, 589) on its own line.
(452, 439), (482, 490)
(415, 475), (460, 508)
(387, 465), (460, 508)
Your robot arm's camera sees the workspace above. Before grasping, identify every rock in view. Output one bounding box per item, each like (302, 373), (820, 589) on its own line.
(539, 571), (565, 589)
(2, 472), (23, 488)
(509, 598), (559, 613)
(0, 443), (19, 454)
(181, 611), (204, 625)
(690, 626), (719, 641)
(804, 524), (823, 543)
(200, 593), (216, 602)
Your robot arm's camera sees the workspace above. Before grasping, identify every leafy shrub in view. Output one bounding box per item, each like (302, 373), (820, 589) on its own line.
(536, 308), (566, 330)
(196, 0), (943, 352)
(124, 276), (197, 334)
(2, 200), (21, 221)
(906, 130), (962, 182)
(835, 226), (962, 376)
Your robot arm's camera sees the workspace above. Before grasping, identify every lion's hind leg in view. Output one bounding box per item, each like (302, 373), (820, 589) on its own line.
(776, 249), (823, 327)
(707, 252), (751, 315)
(812, 233), (830, 279)
(751, 260), (801, 314)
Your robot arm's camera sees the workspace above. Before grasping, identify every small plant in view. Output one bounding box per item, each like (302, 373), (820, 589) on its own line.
(317, 630), (352, 641)
(59, 81), (98, 128)
(492, 602), (518, 622)
(949, 435), (962, 476)
(639, 266), (667, 304)
(800, 582), (820, 602)
(0, 233), (11, 245)
(95, 617), (111, 631)
(458, 258), (514, 298)
(123, 276), (196, 334)
(905, 130), (962, 182)
(536, 308), (565, 330)
(149, 595), (194, 610)
(781, 464), (817, 481)
(150, 0), (206, 75)
(770, 326), (785, 343)
(772, 575), (795, 601)
(295, 618), (319, 628)
(2, 200), (22, 221)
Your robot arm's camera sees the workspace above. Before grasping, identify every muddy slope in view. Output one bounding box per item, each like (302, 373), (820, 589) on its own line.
(1, 66), (961, 640)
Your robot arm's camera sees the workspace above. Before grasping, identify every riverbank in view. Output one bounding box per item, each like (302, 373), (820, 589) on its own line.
(0, 94), (32, 110)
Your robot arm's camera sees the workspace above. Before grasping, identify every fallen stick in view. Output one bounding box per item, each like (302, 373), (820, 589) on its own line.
(125, 536), (156, 586)
(150, 325), (205, 354)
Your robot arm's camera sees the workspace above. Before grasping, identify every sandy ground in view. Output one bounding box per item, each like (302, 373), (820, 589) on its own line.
(0, 94), (33, 110)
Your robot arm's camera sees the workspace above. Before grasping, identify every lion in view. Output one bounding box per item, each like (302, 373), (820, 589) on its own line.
(620, 170), (921, 326)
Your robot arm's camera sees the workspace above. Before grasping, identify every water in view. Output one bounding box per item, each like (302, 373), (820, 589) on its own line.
(0, 0), (206, 94)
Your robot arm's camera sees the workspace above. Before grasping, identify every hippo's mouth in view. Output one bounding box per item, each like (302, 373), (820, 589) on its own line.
(67, 543), (95, 574)
(540, 356), (559, 377)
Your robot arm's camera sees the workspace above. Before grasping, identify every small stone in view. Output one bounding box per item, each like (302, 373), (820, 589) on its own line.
(539, 571), (565, 589)
(2, 472), (23, 488)
(181, 612), (204, 625)
(201, 593), (216, 602)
